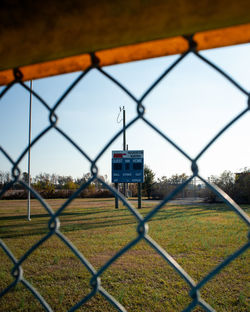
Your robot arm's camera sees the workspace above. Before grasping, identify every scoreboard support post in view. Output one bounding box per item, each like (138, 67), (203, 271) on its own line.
(115, 183), (119, 209)
(138, 183), (142, 209)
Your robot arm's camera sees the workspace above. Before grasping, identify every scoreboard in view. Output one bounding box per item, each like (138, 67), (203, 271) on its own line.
(112, 150), (144, 183)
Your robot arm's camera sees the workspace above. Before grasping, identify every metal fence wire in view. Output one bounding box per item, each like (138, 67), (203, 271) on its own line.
(0, 35), (249, 312)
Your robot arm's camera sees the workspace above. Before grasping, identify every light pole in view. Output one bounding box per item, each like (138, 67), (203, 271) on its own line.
(27, 80), (32, 221)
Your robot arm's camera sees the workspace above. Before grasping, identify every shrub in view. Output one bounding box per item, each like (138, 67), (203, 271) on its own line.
(204, 169), (250, 204)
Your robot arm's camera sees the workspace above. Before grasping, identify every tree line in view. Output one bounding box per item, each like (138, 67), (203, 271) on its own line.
(0, 172), (111, 199)
(0, 167), (249, 204)
(205, 169), (250, 204)
(143, 166), (250, 204)
(142, 166), (201, 200)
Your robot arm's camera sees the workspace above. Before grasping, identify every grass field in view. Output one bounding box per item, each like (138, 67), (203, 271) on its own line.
(0, 198), (249, 312)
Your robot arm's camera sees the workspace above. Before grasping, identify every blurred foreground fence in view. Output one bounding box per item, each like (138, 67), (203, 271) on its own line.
(0, 35), (249, 311)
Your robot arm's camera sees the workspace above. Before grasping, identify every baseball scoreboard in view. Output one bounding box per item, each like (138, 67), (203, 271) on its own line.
(112, 150), (144, 183)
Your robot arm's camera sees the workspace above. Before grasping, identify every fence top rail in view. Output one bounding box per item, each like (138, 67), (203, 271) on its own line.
(0, 0), (250, 85)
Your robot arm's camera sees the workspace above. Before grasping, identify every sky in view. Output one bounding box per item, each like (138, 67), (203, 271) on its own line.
(0, 43), (249, 182)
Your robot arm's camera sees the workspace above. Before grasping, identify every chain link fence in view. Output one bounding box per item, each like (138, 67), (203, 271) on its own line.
(0, 35), (249, 311)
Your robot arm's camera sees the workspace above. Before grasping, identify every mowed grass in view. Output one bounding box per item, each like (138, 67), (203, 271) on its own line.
(0, 198), (249, 312)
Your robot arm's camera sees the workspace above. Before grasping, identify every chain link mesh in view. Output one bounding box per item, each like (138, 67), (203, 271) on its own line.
(0, 35), (249, 311)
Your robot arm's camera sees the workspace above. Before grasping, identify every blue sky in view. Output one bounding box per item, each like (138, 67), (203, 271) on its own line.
(0, 43), (249, 181)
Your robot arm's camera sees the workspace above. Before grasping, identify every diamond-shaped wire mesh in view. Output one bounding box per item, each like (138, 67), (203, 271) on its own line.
(0, 35), (249, 312)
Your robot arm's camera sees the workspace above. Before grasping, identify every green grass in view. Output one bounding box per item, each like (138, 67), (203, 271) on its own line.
(0, 199), (249, 312)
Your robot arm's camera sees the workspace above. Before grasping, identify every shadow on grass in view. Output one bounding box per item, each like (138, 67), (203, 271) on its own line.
(0, 203), (242, 239)
(0, 209), (111, 221)
(1, 202), (249, 237)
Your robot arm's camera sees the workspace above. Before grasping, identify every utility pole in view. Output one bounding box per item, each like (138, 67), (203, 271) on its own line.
(123, 106), (126, 151)
(27, 80), (32, 221)
(122, 106), (127, 197)
(114, 106), (127, 209)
